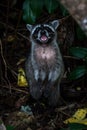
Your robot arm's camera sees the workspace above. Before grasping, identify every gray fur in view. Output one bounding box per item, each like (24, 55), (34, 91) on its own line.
(25, 20), (64, 106)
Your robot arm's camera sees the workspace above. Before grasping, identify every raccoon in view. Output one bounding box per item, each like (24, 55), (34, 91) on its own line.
(25, 20), (64, 106)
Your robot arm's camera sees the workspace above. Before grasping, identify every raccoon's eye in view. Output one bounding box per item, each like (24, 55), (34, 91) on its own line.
(33, 28), (41, 38)
(35, 27), (41, 32)
(48, 31), (54, 35)
(33, 34), (37, 37)
(46, 28), (51, 32)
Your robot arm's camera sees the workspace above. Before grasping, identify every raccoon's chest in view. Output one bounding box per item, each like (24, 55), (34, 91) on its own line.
(35, 46), (56, 67)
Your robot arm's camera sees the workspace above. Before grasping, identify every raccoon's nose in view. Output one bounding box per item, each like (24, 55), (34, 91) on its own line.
(41, 30), (46, 35)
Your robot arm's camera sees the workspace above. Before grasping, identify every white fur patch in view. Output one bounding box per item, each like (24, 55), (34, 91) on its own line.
(31, 25), (41, 35)
(31, 24), (55, 35)
(44, 24), (55, 32)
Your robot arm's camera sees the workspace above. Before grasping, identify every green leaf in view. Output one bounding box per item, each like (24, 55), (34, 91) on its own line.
(76, 25), (86, 40)
(70, 47), (87, 59)
(23, 0), (36, 23)
(68, 123), (87, 130)
(68, 65), (87, 80)
(59, 4), (69, 16)
(23, 0), (44, 24)
(0, 120), (3, 124)
(30, 0), (44, 16)
(45, 0), (58, 13)
(6, 125), (14, 130)
(60, 123), (87, 130)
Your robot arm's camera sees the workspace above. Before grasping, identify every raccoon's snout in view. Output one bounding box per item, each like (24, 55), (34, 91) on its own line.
(39, 30), (49, 42)
(40, 35), (48, 42)
(40, 30), (49, 37)
(40, 30), (46, 35)
(32, 25), (55, 44)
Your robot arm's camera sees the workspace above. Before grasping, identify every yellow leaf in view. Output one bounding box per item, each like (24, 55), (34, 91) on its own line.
(64, 108), (87, 125)
(64, 117), (79, 124)
(7, 35), (15, 42)
(78, 119), (87, 125)
(17, 58), (26, 65)
(73, 109), (87, 120)
(17, 68), (28, 87)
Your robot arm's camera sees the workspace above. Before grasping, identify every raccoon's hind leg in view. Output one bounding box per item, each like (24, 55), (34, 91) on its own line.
(48, 83), (60, 106)
(30, 80), (43, 100)
(25, 57), (43, 100)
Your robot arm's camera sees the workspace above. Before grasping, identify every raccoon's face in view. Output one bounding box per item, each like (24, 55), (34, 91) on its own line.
(26, 20), (59, 45)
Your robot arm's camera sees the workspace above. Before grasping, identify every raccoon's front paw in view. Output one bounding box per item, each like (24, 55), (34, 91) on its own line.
(34, 70), (46, 81)
(34, 70), (39, 81)
(40, 70), (46, 81)
(48, 70), (59, 82)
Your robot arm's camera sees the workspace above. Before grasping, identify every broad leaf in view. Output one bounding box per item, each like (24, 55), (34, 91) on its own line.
(45, 0), (58, 13)
(30, 0), (44, 17)
(23, 0), (36, 23)
(68, 65), (87, 80)
(76, 26), (86, 40)
(68, 123), (87, 130)
(70, 47), (87, 59)
(60, 123), (87, 130)
(23, 0), (44, 24)
(59, 3), (69, 16)
(6, 125), (14, 130)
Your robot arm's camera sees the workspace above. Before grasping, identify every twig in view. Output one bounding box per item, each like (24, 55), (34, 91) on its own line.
(64, 55), (85, 61)
(0, 39), (12, 92)
(0, 3), (21, 12)
(0, 39), (7, 79)
(0, 85), (29, 95)
(0, 21), (29, 41)
(55, 103), (76, 117)
(7, 65), (18, 78)
(56, 103), (76, 111)
(14, 11), (22, 37)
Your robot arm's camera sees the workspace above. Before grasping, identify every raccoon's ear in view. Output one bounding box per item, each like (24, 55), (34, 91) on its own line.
(51, 20), (59, 30)
(26, 24), (33, 31)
